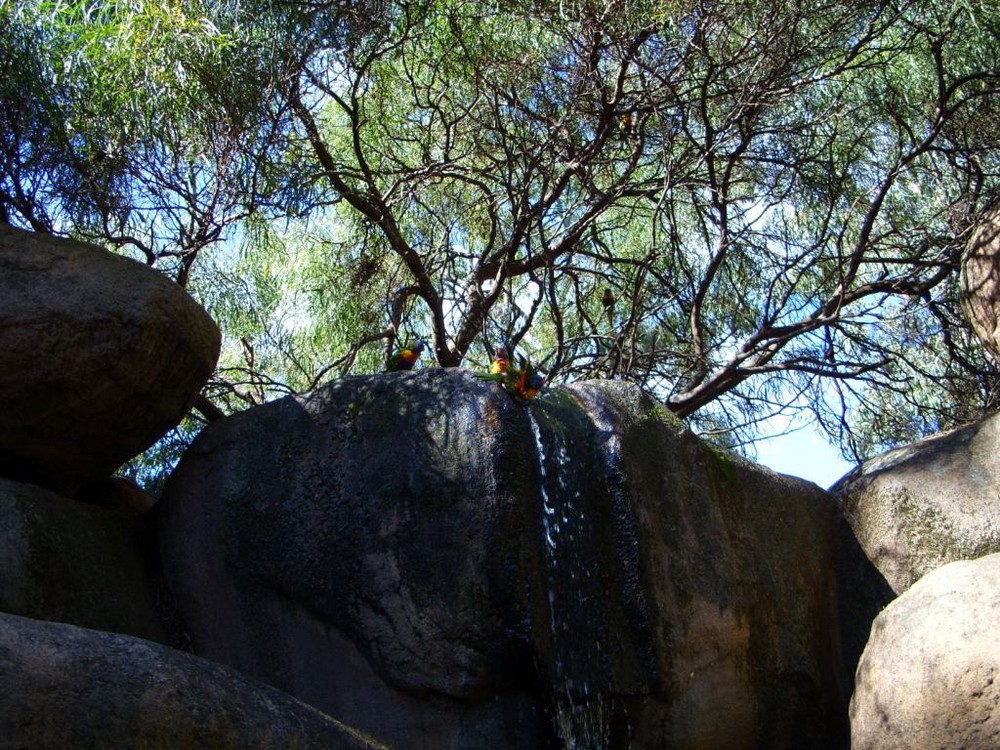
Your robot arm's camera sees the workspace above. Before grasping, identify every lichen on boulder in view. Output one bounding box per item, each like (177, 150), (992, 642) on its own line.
(835, 412), (1000, 594)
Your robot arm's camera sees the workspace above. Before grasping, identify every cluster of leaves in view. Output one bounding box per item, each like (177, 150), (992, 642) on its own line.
(4, 0), (1000, 484)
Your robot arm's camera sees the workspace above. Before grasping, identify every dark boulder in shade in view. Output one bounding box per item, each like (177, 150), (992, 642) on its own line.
(158, 369), (848, 749)
(0, 612), (383, 750)
(0, 225), (220, 494)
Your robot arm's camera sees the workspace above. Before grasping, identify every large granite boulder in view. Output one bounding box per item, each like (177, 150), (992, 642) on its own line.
(835, 412), (1000, 594)
(961, 203), (1000, 364)
(850, 553), (1000, 750)
(0, 477), (165, 642)
(0, 612), (382, 750)
(0, 225), (220, 494)
(157, 369), (848, 749)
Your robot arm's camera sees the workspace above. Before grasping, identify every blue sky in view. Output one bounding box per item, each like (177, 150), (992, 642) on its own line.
(753, 424), (855, 490)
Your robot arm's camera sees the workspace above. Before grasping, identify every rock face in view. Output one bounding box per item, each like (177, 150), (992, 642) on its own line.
(850, 553), (1000, 750)
(0, 477), (166, 642)
(0, 225), (220, 494)
(0, 612), (383, 750)
(835, 412), (1000, 594)
(961, 203), (1000, 364)
(833, 512), (896, 703)
(157, 369), (848, 749)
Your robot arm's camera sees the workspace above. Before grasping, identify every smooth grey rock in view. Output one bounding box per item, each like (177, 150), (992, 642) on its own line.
(835, 412), (1000, 594)
(157, 370), (847, 749)
(0, 225), (220, 494)
(0, 612), (383, 750)
(0, 477), (165, 642)
(851, 553), (1000, 750)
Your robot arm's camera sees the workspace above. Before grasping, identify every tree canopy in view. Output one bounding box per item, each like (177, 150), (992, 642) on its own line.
(4, 0), (1000, 466)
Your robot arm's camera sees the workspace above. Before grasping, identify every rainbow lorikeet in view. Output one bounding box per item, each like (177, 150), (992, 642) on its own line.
(490, 346), (510, 375)
(513, 363), (545, 400)
(601, 288), (615, 328)
(478, 354), (545, 400)
(620, 111), (635, 136)
(385, 340), (425, 372)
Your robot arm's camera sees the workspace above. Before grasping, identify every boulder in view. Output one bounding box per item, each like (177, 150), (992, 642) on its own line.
(961, 203), (1000, 364)
(835, 412), (1000, 594)
(0, 612), (383, 750)
(0, 477), (166, 642)
(0, 225), (220, 494)
(158, 369), (551, 749)
(157, 369), (848, 749)
(850, 553), (1000, 750)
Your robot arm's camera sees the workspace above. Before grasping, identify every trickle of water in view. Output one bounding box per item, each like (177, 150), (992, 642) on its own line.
(528, 412), (561, 558)
(527, 408), (611, 750)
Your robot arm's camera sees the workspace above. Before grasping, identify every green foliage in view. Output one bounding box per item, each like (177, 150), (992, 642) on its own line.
(117, 417), (203, 497)
(5, 0), (1000, 469)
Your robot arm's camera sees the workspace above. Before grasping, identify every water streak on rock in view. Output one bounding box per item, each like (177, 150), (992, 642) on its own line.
(527, 406), (610, 750)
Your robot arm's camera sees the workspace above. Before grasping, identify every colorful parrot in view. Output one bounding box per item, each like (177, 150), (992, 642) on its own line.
(620, 111), (635, 137)
(512, 357), (546, 400)
(601, 288), (615, 328)
(490, 346), (510, 375)
(478, 353), (545, 400)
(385, 340), (425, 372)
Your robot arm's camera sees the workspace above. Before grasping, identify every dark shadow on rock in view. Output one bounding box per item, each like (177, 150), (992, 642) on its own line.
(0, 477), (168, 643)
(0, 612), (382, 749)
(834, 509), (895, 699)
(157, 369), (552, 749)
